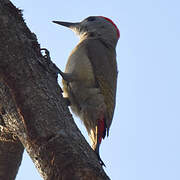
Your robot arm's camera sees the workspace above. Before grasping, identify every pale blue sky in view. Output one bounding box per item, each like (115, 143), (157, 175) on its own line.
(12, 0), (180, 180)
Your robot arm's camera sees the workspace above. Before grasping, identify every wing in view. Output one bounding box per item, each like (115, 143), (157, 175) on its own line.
(84, 39), (118, 135)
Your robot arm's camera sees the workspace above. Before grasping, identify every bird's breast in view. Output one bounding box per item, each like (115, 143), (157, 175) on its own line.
(65, 44), (95, 87)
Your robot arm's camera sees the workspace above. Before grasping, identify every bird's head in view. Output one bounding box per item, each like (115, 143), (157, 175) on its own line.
(53, 16), (120, 47)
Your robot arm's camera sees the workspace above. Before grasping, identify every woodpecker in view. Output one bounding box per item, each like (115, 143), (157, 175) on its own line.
(53, 16), (120, 166)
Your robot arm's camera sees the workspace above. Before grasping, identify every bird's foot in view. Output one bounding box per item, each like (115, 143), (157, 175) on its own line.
(63, 97), (71, 106)
(40, 48), (62, 76)
(40, 49), (75, 82)
(41, 48), (51, 60)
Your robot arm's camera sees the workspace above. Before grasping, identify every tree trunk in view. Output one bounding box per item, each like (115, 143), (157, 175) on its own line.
(0, 81), (24, 180)
(0, 0), (110, 179)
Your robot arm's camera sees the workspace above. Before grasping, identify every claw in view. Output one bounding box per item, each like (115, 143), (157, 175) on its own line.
(40, 48), (75, 82)
(41, 48), (50, 60)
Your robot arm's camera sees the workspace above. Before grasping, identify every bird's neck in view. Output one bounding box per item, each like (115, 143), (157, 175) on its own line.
(79, 33), (117, 49)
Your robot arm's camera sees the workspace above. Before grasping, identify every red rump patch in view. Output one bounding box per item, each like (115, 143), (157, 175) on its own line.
(100, 16), (120, 38)
(98, 118), (105, 144)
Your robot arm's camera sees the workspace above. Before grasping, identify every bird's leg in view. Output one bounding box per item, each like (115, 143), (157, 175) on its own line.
(40, 48), (73, 104)
(40, 48), (61, 75)
(63, 97), (71, 106)
(40, 49), (76, 83)
(59, 71), (76, 83)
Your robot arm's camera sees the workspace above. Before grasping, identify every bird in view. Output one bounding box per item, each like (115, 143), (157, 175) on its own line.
(53, 16), (120, 166)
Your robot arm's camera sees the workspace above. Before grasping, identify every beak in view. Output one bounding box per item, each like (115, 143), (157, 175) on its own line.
(52, 21), (80, 29)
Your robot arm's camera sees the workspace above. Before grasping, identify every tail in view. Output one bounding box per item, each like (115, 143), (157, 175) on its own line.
(95, 144), (106, 167)
(94, 118), (107, 167)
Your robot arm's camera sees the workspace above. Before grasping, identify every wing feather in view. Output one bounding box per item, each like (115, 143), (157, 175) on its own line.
(84, 39), (118, 134)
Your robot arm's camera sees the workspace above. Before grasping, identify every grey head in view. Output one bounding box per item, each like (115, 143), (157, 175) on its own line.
(53, 16), (120, 48)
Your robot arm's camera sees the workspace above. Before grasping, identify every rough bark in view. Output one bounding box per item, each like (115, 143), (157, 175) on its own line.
(0, 81), (24, 180)
(0, 137), (23, 180)
(0, 0), (110, 179)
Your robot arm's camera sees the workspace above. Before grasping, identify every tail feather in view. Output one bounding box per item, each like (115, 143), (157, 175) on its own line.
(94, 117), (106, 166)
(98, 118), (106, 143)
(95, 143), (106, 167)
(96, 152), (106, 167)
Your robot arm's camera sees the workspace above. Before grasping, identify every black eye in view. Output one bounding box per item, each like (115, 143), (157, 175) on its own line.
(86, 17), (96, 22)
